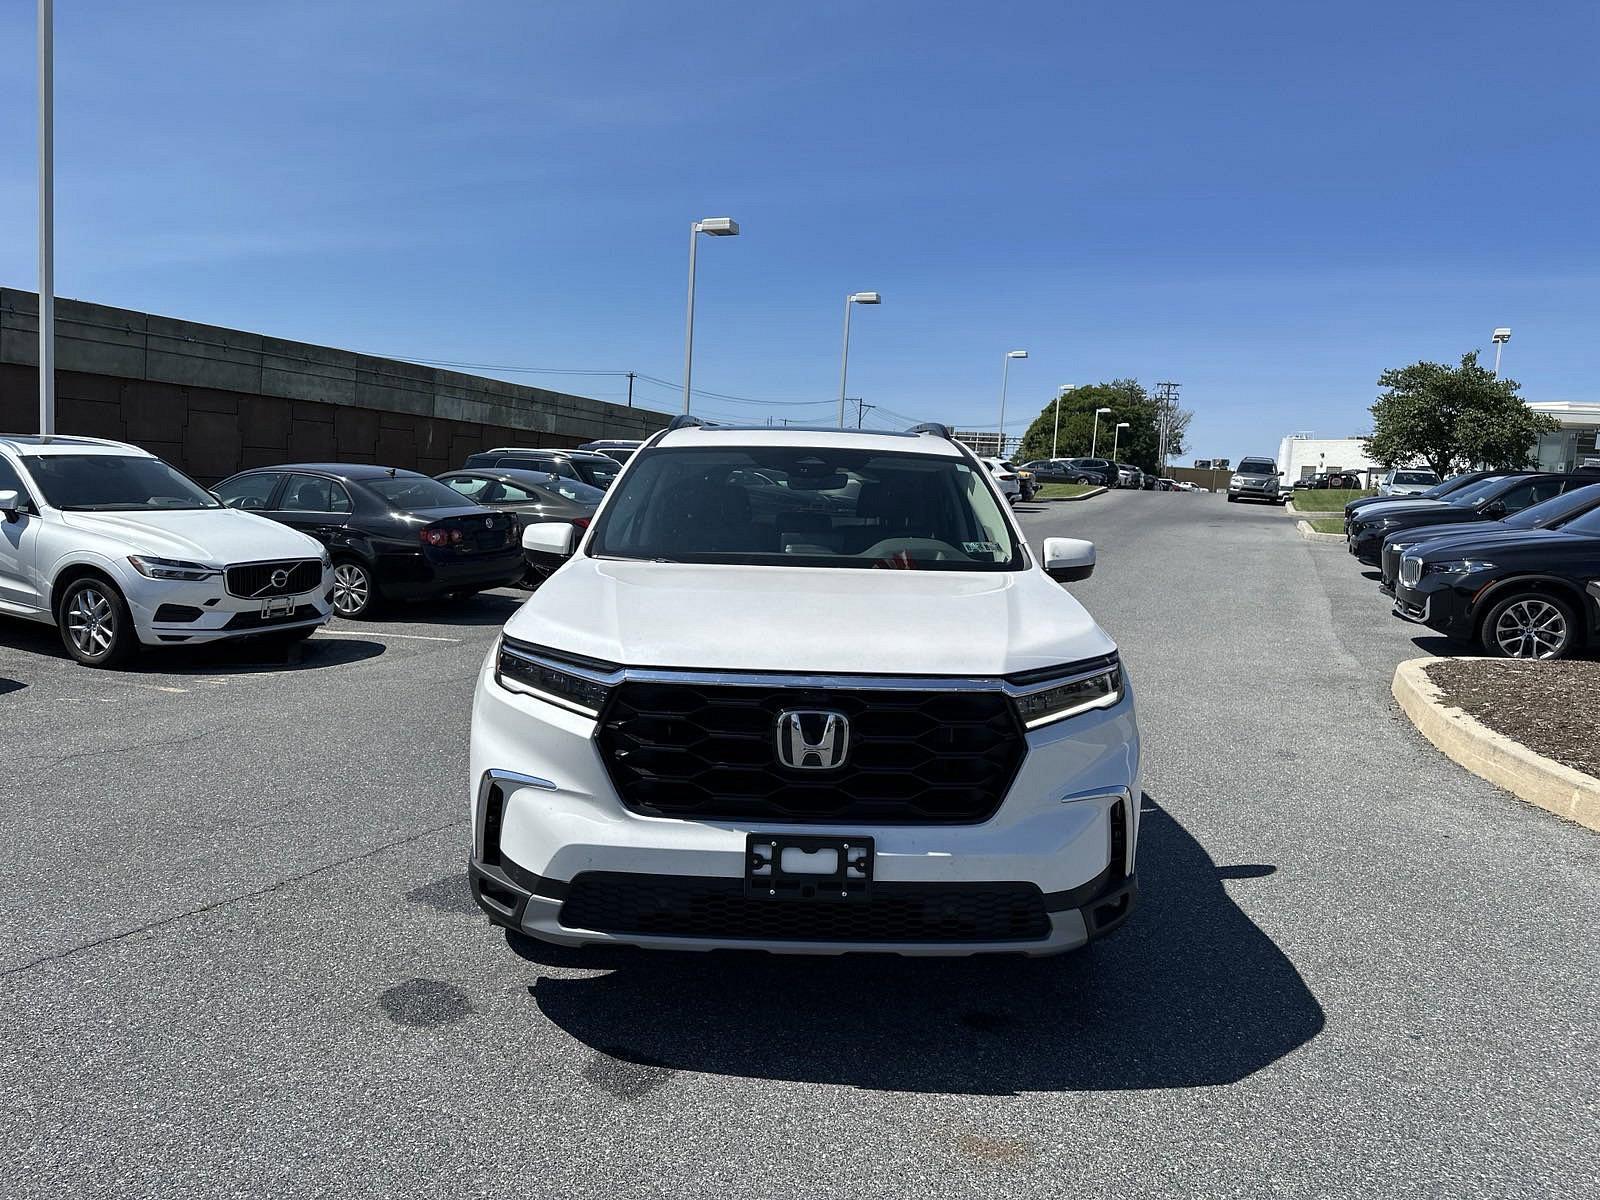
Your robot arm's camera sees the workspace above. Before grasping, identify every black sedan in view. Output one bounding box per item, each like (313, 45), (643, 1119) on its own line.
(1392, 498), (1600, 659)
(1344, 470), (1498, 529)
(1345, 472), (1580, 565)
(435, 468), (603, 584)
(1378, 483), (1600, 592)
(215, 464), (524, 617)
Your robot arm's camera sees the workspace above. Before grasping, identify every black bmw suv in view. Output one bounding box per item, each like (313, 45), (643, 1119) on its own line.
(1346, 472), (1591, 564)
(1392, 488), (1600, 659)
(1344, 470), (1497, 531)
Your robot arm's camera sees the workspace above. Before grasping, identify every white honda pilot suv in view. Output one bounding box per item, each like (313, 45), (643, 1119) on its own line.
(469, 420), (1140, 956)
(0, 435), (332, 666)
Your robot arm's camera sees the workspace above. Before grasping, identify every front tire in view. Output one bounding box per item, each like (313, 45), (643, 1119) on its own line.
(1479, 592), (1578, 660)
(330, 558), (378, 619)
(58, 577), (137, 667)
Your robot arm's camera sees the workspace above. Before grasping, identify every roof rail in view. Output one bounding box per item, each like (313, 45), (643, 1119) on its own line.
(907, 422), (954, 440)
(666, 414), (711, 432)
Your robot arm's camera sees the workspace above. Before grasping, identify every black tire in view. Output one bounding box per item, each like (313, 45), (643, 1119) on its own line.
(330, 557), (378, 619)
(1478, 592), (1579, 660)
(57, 576), (137, 667)
(1226, 494), (1237, 503)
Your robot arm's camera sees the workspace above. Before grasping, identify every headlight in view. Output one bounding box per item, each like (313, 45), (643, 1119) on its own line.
(127, 555), (220, 581)
(1424, 559), (1498, 576)
(1011, 659), (1123, 729)
(494, 635), (617, 716)
(320, 549), (333, 568)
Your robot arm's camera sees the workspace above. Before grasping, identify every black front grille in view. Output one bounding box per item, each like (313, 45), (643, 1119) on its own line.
(226, 559), (322, 599)
(560, 873), (1050, 944)
(596, 681), (1026, 824)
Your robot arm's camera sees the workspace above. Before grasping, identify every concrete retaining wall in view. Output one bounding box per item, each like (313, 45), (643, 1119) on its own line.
(0, 289), (671, 481)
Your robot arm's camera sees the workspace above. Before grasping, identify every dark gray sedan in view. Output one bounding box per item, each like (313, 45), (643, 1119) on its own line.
(435, 468), (603, 584)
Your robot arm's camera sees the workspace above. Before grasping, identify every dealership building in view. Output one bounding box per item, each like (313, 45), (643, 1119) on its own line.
(1275, 400), (1600, 483)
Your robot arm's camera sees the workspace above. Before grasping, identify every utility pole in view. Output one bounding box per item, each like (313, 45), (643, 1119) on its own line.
(38, 0), (55, 437)
(625, 371), (635, 407)
(851, 398), (874, 429)
(1153, 381), (1181, 474)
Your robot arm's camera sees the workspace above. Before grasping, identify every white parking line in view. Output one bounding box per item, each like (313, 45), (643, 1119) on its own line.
(315, 629), (462, 643)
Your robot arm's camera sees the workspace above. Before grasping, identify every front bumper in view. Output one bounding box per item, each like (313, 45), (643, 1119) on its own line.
(468, 663), (1142, 956)
(1392, 578), (1473, 638)
(125, 569), (333, 645)
(1347, 528), (1384, 564)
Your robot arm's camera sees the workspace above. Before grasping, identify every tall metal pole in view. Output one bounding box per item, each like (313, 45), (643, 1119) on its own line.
(997, 355), (1012, 458)
(681, 222), (699, 414)
(1493, 342), (1504, 377)
(837, 296), (853, 429)
(1051, 386), (1067, 459)
(38, 0), (55, 437)
(1111, 424), (1123, 461)
(1090, 411), (1102, 458)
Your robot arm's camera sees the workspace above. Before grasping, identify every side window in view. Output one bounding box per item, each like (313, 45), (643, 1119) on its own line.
(280, 473), (351, 513)
(1494, 480), (1558, 514)
(216, 472), (281, 511)
(443, 475), (492, 500)
(494, 480), (539, 502)
(0, 454), (33, 505)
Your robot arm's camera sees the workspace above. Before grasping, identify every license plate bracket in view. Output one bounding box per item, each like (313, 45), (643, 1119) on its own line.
(260, 595), (294, 618)
(746, 834), (873, 901)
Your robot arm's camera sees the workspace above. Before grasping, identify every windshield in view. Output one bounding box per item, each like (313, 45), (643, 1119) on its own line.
(364, 474), (480, 510)
(587, 446), (1022, 571)
(499, 470), (604, 505)
(1502, 483), (1600, 530)
(572, 457), (621, 489)
(1393, 471), (1437, 485)
(28, 454), (220, 511)
(1559, 499), (1600, 537)
(1445, 476), (1514, 507)
(1236, 459), (1276, 476)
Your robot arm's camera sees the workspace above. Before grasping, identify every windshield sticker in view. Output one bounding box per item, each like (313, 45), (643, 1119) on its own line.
(963, 541), (1002, 555)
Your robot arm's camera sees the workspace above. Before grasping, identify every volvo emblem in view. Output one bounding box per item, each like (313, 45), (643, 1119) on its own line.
(269, 568), (290, 589)
(485, 517), (494, 528)
(775, 710), (850, 771)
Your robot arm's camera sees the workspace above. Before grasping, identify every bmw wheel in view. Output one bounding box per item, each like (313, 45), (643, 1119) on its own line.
(58, 577), (136, 667)
(1480, 593), (1577, 660)
(331, 558), (377, 619)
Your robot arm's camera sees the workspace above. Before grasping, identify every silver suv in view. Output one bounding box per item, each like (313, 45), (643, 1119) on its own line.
(1228, 457), (1286, 504)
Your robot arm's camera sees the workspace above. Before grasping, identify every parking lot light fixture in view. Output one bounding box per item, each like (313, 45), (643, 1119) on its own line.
(1491, 326), (1512, 377)
(1111, 420), (1130, 461)
(1051, 384), (1072, 459)
(683, 217), (741, 414)
(998, 350), (1028, 457)
(1090, 406), (1113, 458)
(838, 291), (882, 428)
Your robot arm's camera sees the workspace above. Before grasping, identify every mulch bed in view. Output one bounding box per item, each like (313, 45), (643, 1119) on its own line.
(1423, 659), (1600, 779)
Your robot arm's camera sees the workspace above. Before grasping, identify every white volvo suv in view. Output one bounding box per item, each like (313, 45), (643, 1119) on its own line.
(0, 435), (332, 666)
(469, 420), (1140, 956)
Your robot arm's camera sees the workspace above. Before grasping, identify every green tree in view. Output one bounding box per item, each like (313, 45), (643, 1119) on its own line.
(1015, 380), (1188, 472)
(1363, 352), (1556, 478)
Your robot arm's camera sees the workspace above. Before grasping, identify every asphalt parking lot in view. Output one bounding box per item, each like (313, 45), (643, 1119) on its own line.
(2, 492), (1596, 1199)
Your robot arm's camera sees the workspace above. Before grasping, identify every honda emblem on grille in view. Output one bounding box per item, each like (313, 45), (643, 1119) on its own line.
(270, 568), (290, 589)
(775, 709), (850, 771)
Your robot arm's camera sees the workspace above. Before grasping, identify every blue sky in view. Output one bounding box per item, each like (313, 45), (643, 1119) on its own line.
(2, 0), (1597, 459)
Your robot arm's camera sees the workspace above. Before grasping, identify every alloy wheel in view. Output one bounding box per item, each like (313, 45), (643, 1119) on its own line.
(1493, 598), (1569, 660)
(332, 563), (371, 616)
(65, 586), (117, 659)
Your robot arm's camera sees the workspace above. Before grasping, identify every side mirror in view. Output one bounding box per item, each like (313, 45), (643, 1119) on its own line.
(1042, 536), (1095, 583)
(0, 489), (20, 521)
(1483, 499), (1507, 518)
(522, 521), (577, 557)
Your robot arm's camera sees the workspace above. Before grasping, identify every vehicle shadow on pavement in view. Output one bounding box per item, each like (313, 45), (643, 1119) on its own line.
(516, 796), (1326, 1094)
(0, 619), (385, 675)
(398, 589), (527, 627)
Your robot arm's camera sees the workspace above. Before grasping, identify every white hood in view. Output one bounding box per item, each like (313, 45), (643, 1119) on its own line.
(59, 507), (323, 564)
(506, 558), (1116, 676)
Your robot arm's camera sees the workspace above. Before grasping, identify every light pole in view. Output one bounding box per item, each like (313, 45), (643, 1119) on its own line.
(1051, 384), (1072, 459)
(1089, 406), (1112, 457)
(1491, 326), (1511, 377)
(1110, 421), (1130, 462)
(38, 0), (54, 437)
(837, 291), (881, 428)
(682, 216), (740, 414)
(997, 349), (1027, 457)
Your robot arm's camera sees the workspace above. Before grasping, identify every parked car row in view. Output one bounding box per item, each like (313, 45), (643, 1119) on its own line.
(1018, 457), (1192, 492)
(0, 433), (636, 665)
(1340, 468), (1600, 659)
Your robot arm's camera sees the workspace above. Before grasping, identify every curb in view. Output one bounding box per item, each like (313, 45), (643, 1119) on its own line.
(1295, 519), (1344, 543)
(1391, 658), (1600, 832)
(1036, 486), (1107, 503)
